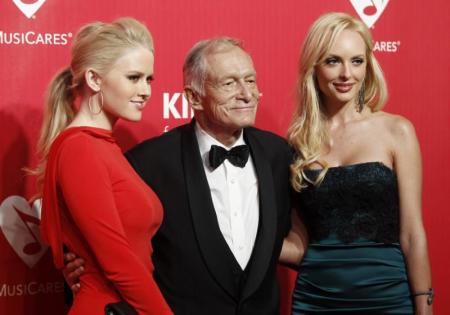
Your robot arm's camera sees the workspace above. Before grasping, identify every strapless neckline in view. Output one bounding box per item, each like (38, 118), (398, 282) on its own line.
(305, 161), (394, 174)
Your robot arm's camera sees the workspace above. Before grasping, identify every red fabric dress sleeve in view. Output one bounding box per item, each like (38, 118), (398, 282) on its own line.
(57, 136), (172, 315)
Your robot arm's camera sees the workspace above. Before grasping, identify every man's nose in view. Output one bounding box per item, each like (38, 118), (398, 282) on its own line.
(236, 81), (254, 102)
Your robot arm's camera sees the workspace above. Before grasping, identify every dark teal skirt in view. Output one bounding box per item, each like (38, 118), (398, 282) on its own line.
(292, 238), (413, 314)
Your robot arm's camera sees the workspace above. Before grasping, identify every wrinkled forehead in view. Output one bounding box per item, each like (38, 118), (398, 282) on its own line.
(204, 46), (256, 79)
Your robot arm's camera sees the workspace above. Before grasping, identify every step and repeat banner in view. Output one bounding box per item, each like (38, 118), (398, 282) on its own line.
(1, 1), (449, 314)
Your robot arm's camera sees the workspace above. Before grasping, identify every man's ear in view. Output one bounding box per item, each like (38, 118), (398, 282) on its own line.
(84, 69), (102, 92)
(184, 86), (203, 111)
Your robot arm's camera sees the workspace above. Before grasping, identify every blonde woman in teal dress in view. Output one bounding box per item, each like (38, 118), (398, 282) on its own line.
(280, 12), (433, 314)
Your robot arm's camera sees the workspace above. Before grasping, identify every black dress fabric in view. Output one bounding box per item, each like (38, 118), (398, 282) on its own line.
(292, 162), (413, 314)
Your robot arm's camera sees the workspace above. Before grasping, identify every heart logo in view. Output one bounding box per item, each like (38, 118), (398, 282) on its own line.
(0, 196), (48, 268)
(349, 0), (390, 28)
(12, 0), (46, 19)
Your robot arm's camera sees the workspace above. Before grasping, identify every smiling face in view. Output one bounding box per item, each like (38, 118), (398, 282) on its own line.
(100, 46), (154, 123)
(315, 29), (367, 108)
(192, 46), (259, 144)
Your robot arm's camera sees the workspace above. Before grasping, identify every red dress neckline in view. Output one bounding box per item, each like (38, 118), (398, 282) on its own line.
(60, 126), (116, 143)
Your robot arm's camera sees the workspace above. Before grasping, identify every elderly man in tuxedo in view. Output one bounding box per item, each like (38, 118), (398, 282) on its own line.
(66, 37), (292, 315)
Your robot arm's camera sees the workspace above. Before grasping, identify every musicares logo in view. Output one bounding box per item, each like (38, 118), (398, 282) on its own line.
(350, 0), (389, 28)
(13, 0), (46, 19)
(0, 196), (48, 268)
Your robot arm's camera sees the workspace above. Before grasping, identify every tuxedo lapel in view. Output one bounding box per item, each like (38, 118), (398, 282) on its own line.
(241, 129), (277, 300)
(180, 122), (239, 300)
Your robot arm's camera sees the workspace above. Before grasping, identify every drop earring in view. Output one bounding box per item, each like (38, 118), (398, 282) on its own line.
(88, 91), (104, 115)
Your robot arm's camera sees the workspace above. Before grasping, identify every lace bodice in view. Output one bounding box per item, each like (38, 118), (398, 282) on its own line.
(296, 162), (400, 244)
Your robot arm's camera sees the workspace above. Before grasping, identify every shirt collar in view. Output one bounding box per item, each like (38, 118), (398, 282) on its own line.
(195, 122), (246, 165)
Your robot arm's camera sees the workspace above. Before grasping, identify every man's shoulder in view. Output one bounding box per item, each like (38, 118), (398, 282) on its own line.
(245, 127), (293, 163)
(127, 123), (190, 156)
(245, 127), (287, 146)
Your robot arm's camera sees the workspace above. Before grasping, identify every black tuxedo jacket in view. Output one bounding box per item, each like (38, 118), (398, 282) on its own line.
(125, 121), (291, 315)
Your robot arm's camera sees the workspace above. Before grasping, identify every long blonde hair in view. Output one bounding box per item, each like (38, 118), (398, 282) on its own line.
(288, 12), (388, 191)
(33, 17), (153, 193)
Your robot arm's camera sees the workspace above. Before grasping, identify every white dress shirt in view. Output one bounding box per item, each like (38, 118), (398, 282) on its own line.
(195, 123), (259, 270)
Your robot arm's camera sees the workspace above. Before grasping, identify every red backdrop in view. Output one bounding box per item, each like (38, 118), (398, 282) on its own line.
(1, 1), (449, 314)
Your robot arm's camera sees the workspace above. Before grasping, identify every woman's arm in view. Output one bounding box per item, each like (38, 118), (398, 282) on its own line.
(391, 117), (433, 315)
(279, 208), (308, 269)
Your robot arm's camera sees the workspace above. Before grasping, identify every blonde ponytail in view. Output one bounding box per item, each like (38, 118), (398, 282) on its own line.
(33, 68), (75, 194)
(31, 17), (153, 195)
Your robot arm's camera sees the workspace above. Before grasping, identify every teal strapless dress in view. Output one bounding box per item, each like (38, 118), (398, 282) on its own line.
(292, 162), (413, 314)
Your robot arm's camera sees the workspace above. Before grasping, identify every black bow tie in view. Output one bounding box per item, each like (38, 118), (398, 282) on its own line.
(209, 144), (250, 170)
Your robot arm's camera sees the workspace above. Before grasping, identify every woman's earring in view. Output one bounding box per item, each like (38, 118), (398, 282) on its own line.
(88, 91), (104, 115)
(357, 81), (365, 112)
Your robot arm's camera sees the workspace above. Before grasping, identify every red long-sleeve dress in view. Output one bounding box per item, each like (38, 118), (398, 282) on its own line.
(41, 126), (172, 315)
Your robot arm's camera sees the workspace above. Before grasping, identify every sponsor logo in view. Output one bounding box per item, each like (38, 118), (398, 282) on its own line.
(373, 40), (400, 52)
(13, 0), (46, 19)
(0, 196), (48, 268)
(0, 31), (72, 46)
(350, 0), (389, 28)
(5, 1), (72, 47)
(350, 1), (400, 53)
(163, 92), (194, 120)
(163, 92), (194, 132)
(0, 281), (64, 297)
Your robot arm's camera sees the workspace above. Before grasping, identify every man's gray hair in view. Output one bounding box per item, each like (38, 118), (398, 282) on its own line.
(183, 37), (245, 95)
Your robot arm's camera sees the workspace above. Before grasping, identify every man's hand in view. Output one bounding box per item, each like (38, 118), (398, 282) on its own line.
(63, 252), (85, 294)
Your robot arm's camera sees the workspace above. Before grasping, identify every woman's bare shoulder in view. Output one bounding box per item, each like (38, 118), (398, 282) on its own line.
(369, 111), (416, 137)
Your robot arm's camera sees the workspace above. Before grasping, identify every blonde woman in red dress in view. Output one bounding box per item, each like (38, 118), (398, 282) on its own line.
(36, 18), (172, 315)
